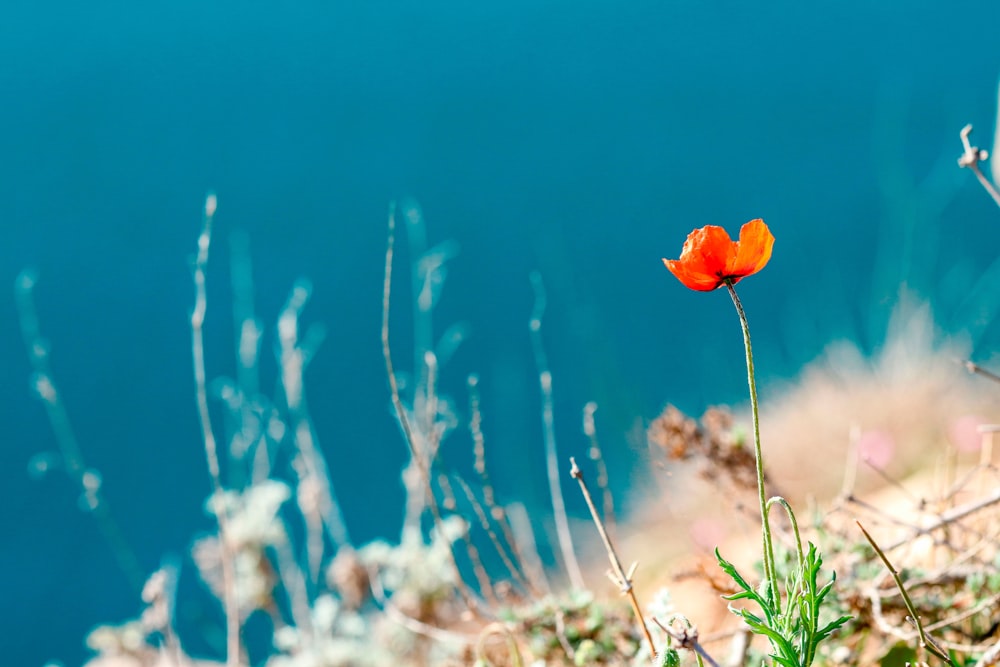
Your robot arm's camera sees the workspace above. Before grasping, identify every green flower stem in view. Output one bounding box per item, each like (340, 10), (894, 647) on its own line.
(725, 279), (778, 609)
(767, 496), (804, 574)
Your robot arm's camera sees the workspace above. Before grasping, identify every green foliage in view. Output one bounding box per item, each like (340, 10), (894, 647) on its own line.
(878, 643), (918, 667)
(504, 591), (643, 663)
(717, 538), (851, 667)
(658, 647), (681, 667)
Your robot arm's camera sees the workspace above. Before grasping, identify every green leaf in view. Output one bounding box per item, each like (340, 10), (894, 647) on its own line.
(879, 642), (917, 667)
(717, 549), (773, 620)
(737, 609), (796, 660)
(658, 648), (681, 667)
(814, 615), (851, 643)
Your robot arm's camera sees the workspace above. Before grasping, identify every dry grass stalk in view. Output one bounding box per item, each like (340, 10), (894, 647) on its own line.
(529, 271), (585, 591)
(381, 201), (479, 613)
(190, 193), (243, 667)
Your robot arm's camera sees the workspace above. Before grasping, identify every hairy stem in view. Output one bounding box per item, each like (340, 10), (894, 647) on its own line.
(725, 280), (778, 609)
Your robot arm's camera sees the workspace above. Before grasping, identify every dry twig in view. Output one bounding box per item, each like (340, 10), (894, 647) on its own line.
(190, 194), (243, 667)
(961, 358), (1000, 385)
(381, 201), (479, 612)
(468, 374), (539, 596)
(15, 271), (144, 594)
(530, 273), (585, 591)
(653, 617), (721, 667)
(958, 124), (1000, 209)
(583, 401), (617, 542)
(857, 521), (955, 665)
(569, 456), (657, 658)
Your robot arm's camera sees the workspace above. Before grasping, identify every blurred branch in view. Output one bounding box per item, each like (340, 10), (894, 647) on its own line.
(960, 358), (1000, 385)
(583, 401), (617, 543)
(381, 202), (479, 613)
(190, 193), (243, 667)
(14, 270), (144, 594)
(530, 272), (585, 591)
(958, 124), (1000, 209)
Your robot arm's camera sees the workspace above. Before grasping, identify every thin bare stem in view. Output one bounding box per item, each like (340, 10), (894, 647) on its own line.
(468, 374), (537, 595)
(505, 502), (553, 596)
(857, 521), (956, 665)
(226, 231), (264, 487)
(922, 591), (1000, 634)
(453, 475), (532, 595)
(725, 280), (778, 609)
(15, 270), (144, 594)
(529, 272), (584, 591)
(464, 536), (498, 608)
(844, 494), (928, 532)
(381, 202), (478, 612)
(881, 486), (1000, 552)
(276, 279), (350, 582)
(569, 457), (656, 657)
(583, 401), (617, 542)
(190, 193), (242, 667)
(422, 349), (443, 464)
(272, 524), (314, 635)
(862, 456), (924, 504)
(766, 496), (804, 571)
(653, 617), (721, 667)
(439, 473), (498, 606)
(960, 358), (1000, 385)
(958, 125), (1000, 209)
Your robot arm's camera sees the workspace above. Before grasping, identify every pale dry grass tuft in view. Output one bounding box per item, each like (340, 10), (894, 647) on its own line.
(760, 296), (996, 502)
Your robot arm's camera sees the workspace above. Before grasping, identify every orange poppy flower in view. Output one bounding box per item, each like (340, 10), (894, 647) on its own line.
(662, 219), (774, 291)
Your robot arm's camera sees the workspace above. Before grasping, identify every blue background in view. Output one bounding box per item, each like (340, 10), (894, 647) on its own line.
(2, 2), (999, 665)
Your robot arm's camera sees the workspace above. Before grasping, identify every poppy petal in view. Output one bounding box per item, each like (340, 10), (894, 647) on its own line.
(729, 219), (774, 278)
(679, 226), (737, 279)
(663, 258), (725, 291)
(664, 225), (737, 291)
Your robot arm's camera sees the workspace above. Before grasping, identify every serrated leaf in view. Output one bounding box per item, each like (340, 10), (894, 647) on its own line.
(738, 609), (796, 659)
(815, 615), (851, 642)
(717, 548), (771, 613)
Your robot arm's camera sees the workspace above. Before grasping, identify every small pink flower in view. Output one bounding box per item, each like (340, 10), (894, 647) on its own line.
(689, 518), (726, 550)
(858, 430), (895, 469)
(949, 415), (986, 453)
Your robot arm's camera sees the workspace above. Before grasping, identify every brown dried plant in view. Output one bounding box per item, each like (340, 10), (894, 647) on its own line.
(648, 405), (760, 494)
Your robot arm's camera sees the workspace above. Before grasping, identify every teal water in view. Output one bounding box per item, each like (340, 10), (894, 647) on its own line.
(2, 1), (999, 664)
